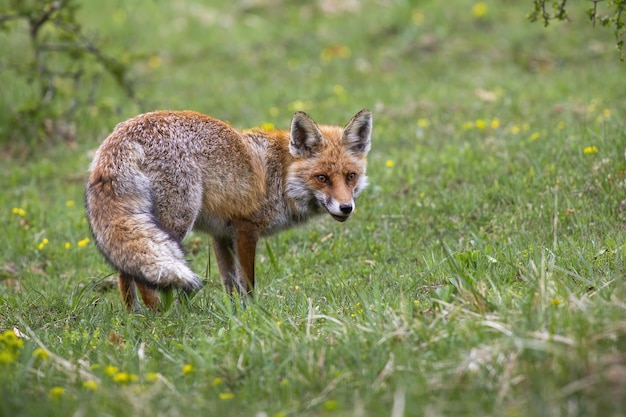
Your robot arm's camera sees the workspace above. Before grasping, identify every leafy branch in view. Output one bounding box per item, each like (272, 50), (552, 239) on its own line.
(529, 0), (626, 60)
(0, 0), (138, 146)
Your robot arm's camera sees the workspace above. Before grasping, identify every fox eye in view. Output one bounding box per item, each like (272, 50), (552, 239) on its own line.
(346, 172), (357, 182)
(315, 174), (330, 184)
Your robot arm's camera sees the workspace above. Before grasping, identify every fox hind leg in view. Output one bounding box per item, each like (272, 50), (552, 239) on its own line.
(118, 272), (161, 311)
(118, 272), (140, 311)
(136, 281), (161, 310)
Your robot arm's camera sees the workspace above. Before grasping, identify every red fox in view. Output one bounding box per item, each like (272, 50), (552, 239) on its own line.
(85, 109), (372, 310)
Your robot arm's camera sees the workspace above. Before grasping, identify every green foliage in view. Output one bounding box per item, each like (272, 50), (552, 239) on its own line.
(529, 0), (626, 60)
(0, 0), (137, 151)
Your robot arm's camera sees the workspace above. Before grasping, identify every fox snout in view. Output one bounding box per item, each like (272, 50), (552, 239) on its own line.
(325, 199), (355, 222)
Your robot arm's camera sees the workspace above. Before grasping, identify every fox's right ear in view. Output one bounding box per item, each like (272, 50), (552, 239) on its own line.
(290, 111), (323, 158)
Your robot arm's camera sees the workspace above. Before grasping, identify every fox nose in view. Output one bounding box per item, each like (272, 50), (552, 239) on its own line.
(339, 204), (353, 214)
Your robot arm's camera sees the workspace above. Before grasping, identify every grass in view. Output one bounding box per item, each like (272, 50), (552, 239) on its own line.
(1, 1), (626, 416)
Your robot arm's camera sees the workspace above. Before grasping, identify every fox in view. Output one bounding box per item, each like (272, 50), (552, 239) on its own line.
(85, 109), (372, 310)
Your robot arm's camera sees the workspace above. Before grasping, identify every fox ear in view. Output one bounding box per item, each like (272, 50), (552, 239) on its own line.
(343, 109), (372, 156)
(290, 111), (323, 158)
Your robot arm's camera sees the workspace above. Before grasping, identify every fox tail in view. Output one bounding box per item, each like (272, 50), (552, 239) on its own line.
(85, 147), (202, 292)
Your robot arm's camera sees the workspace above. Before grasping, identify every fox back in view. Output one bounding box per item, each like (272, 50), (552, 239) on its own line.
(85, 109), (372, 309)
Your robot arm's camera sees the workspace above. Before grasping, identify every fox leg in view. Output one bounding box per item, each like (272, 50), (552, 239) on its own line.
(233, 220), (261, 296)
(213, 236), (239, 294)
(135, 281), (161, 310)
(118, 272), (140, 311)
(118, 272), (161, 311)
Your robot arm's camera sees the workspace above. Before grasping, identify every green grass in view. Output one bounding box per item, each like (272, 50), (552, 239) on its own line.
(1, 1), (625, 416)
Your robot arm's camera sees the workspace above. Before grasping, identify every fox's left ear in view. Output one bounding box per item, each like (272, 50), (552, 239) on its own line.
(343, 109), (372, 157)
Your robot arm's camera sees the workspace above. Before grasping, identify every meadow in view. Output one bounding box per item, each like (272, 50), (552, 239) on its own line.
(1, 1), (625, 416)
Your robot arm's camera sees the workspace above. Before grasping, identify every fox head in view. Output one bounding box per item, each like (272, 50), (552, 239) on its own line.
(287, 109), (372, 222)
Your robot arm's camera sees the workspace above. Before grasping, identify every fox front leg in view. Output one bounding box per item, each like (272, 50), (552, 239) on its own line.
(233, 219), (261, 296)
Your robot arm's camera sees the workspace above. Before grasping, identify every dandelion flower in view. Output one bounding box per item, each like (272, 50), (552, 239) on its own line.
(65, 200), (75, 207)
(145, 372), (159, 382)
(104, 365), (119, 376)
(417, 118), (430, 128)
(324, 400), (339, 411)
(212, 377), (223, 386)
(472, 2), (488, 18)
(33, 348), (49, 360)
(412, 10), (424, 26)
(386, 160), (394, 168)
(113, 372), (138, 384)
(583, 146), (598, 155)
(219, 392), (235, 400)
(475, 119), (487, 130)
(261, 123), (275, 131)
(49, 386), (65, 400)
(77, 237), (90, 247)
(490, 118), (500, 129)
(462, 121), (474, 130)
(182, 363), (194, 375)
(12, 208), (26, 217)
(82, 380), (98, 391)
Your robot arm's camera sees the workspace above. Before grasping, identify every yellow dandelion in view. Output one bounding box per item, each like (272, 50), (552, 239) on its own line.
(148, 55), (161, 70)
(490, 118), (500, 129)
(386, 160), (394, 168)
(475, 119), (487, 130)
(145, 372), (159, 382)
(77, 237), (90, 247)
(82, 380), (98, 391)
(529, 132), (540, 142)
(0, 350), (16, 365)
(472, 2), (488, 18)
(12, 207), (26, 217)
(280, 378), (289, 386)
(583, 146), (598, 155)
(49, 386), (65, 400)
(182, 363), (194, 375)
(412, 10), (424, 26)
(260, 123), (275, 131)
(104, 365), (119, 376)
(324, 400), (339, 411)
(550, 298), (562, 306)
(462, 121), (474, 130)
(417, 118), (430, 128)
(33, 348), (49, 360)
(65, 242), (71, 249)
(288, 100), (312, 112)
(65, 200), (75, 207)
(212, 377), (223, 387)
(219, 392), (235, 400)
(113, 372), (138, 384)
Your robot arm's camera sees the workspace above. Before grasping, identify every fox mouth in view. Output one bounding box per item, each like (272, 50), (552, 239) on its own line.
(330, 213), (349, 222)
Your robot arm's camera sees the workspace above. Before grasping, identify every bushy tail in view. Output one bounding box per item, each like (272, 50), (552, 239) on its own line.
(85, 150), (202, 292)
